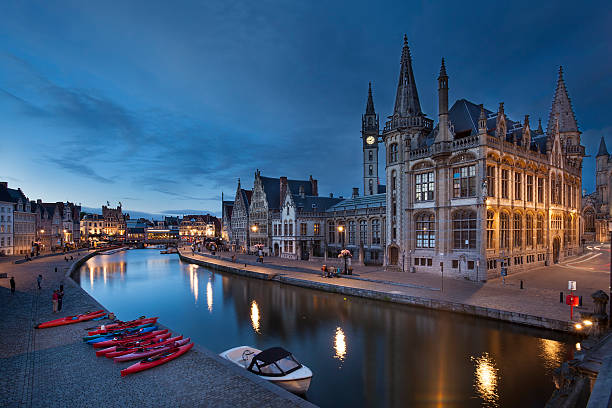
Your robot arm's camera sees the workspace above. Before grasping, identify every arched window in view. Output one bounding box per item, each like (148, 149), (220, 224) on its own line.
(486, 211), (495, 249)
(368, 151), (373, 161)
(371, 219), (381, 244)
(389, 143), (398, 163)
(348, 221), (356, 245)
(369, 165), (373, 176)
(584, 209), (595, 232)
(500, 212), (510, 250)
(536, 214), (544, 245)
(513, 213), (522, 248)
(453, 210), (476, 249)
(526, 213), (534, 248)
(416, 213), (435, 248)
(369, 179), (373, 195)
(359, 220), (368, 245)
(328, 222), (335, 243)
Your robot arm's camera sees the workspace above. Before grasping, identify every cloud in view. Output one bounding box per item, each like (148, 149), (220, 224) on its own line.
(47, 157), (115, 184)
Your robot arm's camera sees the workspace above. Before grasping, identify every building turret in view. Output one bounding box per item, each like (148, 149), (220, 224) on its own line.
(392, 35), (423, 119)
(596, 136), (609, 203)
(495, 103), (506, 139)
(434, 58), (451, 143)
(522, 115), (531, 151)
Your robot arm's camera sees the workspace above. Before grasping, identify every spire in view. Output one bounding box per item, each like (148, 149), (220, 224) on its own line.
(478, 104), (487, 133)
(537, 118), (543, 134)
(597, 136), (609, 157)
(547, 66), (578, 134)
(393, 35), (423, 118)
(365, 82), (375, 115)
(435, 57), (450, 143)
(439, 57), (447, 77)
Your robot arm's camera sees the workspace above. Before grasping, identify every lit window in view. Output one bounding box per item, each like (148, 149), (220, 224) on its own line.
(416, 213), (435, 248)
(453, 165), (476, 198)
(415, 172), (434, 201)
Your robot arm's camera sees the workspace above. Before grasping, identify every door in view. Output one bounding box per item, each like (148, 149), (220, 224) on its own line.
(389, 246), (399, 265)
(300, 241), (309, 261)
(552, 237), (560, 264)
(274, 243), (279, 257)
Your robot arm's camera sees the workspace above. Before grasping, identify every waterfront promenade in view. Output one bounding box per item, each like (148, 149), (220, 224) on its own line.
(180, 246), (611, 333)
(0, 252), (314, 408)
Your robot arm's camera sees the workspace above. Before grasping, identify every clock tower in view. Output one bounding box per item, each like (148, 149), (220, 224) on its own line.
(362, 82), (379, 196)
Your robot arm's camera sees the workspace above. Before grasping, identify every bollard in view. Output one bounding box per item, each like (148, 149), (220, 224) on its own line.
(520, 280), (524, 290)
(579, 295), (582, 306)
(560, 292), (564, 303)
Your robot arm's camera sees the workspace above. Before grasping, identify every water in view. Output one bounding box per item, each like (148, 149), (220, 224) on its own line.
(77, 249), (575, 407)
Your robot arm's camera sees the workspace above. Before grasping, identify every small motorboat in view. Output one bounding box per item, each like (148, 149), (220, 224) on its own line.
(220, 346), (312, 394)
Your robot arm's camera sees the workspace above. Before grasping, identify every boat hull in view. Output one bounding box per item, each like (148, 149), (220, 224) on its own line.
(120, 342), (194, 376)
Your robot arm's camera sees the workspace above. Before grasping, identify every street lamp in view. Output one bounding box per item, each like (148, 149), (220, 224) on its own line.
(337, 225), (345, 248)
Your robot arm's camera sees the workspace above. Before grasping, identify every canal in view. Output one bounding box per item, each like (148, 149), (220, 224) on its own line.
(76, 249), (575, 407)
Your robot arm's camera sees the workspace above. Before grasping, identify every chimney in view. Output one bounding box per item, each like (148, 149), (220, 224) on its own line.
(310, 175), (318, 196)
(280, 177), (288, 207)
(0, 182), (7, 189)
(37, 199), (42, 205)
(329, 193), (334, 198)
(352, 187), (359, 198)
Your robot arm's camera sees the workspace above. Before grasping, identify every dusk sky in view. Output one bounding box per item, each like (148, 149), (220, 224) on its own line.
(1, 1), (610, 216)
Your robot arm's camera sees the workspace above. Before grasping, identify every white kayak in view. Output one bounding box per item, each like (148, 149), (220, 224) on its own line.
(220, 346), (312, 394)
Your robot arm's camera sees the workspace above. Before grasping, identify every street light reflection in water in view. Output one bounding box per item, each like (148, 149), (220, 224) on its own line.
(206, 281), (213, 312)
(471, 352), (499, 407)
(334, 327), (346, 364)
(251, 301), (261, 333)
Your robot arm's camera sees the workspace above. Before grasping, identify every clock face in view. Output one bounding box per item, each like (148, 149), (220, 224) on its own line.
(366, 136), (376, 145)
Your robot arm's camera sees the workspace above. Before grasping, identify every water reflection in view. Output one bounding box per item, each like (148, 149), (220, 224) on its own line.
(471, 352), (499, 407)
(78, 250), (576, 408)
(251, 301), (261, 334)
(334, 327), (346, 364)
(207, 281), (213, 312)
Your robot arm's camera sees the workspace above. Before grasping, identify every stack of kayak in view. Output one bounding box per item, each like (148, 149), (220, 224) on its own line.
(83, 316), (193, 376)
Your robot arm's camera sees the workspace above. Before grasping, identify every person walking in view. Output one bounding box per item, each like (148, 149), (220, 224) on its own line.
(37, 274), (43, 290)
(57, 285), (64, 311)
(52, 290), (59, 313)
(10, 277), (15, 294)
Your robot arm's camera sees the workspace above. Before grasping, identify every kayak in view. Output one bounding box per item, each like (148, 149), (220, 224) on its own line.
(86, 326), (158, 344)
(95, 333), (171, 356)
(87, 317), (158, 335)
(113, 337), (190, 362)
(121, 342), (194, 376)
(105, 335), (183, 359)
(83, 323), (155, 341)
(92, 329), (168, 348)
(36, 310), (106, 329)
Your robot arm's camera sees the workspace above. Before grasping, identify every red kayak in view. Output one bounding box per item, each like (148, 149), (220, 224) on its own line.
(105, 335), (183, 358)
(121, 342), (194, 376)
(88, 317), (159, 335)
(92, 329), (168, 348)
(36, 310), (106, 329)
(114, 338), (190, 362)
(95, 333), (171, 356)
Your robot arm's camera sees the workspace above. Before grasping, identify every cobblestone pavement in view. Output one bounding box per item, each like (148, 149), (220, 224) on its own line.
(0, 253), (313, 408)
(187, 246), (611, 327)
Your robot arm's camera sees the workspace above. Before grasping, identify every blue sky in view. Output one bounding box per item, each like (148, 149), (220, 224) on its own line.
(0, 1), (610, 216)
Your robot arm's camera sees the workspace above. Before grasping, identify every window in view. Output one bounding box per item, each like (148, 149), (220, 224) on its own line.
(288, 241), (293, 253)
(359, 220), (367, 245)
(416, 213), (435, 248)
(514, 172), (522, 200)
(389, 143), (398, 163)
(453, 165), (476, 198)
(391, 171), (397, 191)
(300, 223), (307, 236)
(584, 210), (595, 232)
(452, 210), (476, 249)
(289, 223), (293, 236)
(513, 213), (522, 248)
(283, 222), (288, 236)
(369, 179), (373, 195)
(338, 223), (345, 244)
(371, 219), (381, 244)
(368, 151), (373, 161)
(526, 214), (533, 248)
(537, 178), (544, 203)
(536, 214), (544, 245)
(369, 165), (373, 176)
(501, 169), (509, 199)
(328, 222), (335, 243)
(526, 175), (534, 202)
(314, 223), (320, 235)
(415, 172), (434, 201)
(486, 211), (495, 249)
(486, 165), (495, 197)
(348, 221), (356, 245)
(500, 212), (510, 250)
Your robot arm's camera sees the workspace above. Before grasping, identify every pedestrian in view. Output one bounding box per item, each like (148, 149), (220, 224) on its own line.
(52, 290), (59, 313)
(54, 267), (57, 273)
(10, 277), (15, 294)
(37, 274), (43, 290)
(70, 255), (73, 261)
(57, 285), (64, 311)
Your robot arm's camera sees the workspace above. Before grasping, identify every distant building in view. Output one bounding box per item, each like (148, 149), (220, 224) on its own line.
(0, 184), (14, 255)
(582, 137), (612, 243)
(272, 187), (341, 259)
(35, 201), (81, 250)
(221, 193), (233, 243)
(4, 186), (36, 255)
(101, 203), (127, 241)
(230, 179), (252, 252)
(80, 213), (106, 244)
(179, 214), (220, 242)
(249, 170), (318, 254)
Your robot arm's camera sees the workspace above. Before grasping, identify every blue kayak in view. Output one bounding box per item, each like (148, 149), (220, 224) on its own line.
(86, 326), (158, 344)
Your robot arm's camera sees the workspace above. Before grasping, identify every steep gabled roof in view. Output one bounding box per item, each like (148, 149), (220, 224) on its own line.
(260, 176), (312, 210)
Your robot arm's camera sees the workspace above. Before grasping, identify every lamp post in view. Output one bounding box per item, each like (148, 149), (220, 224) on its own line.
(251, 224), (258, 255)
(338, 225), (346, 273)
